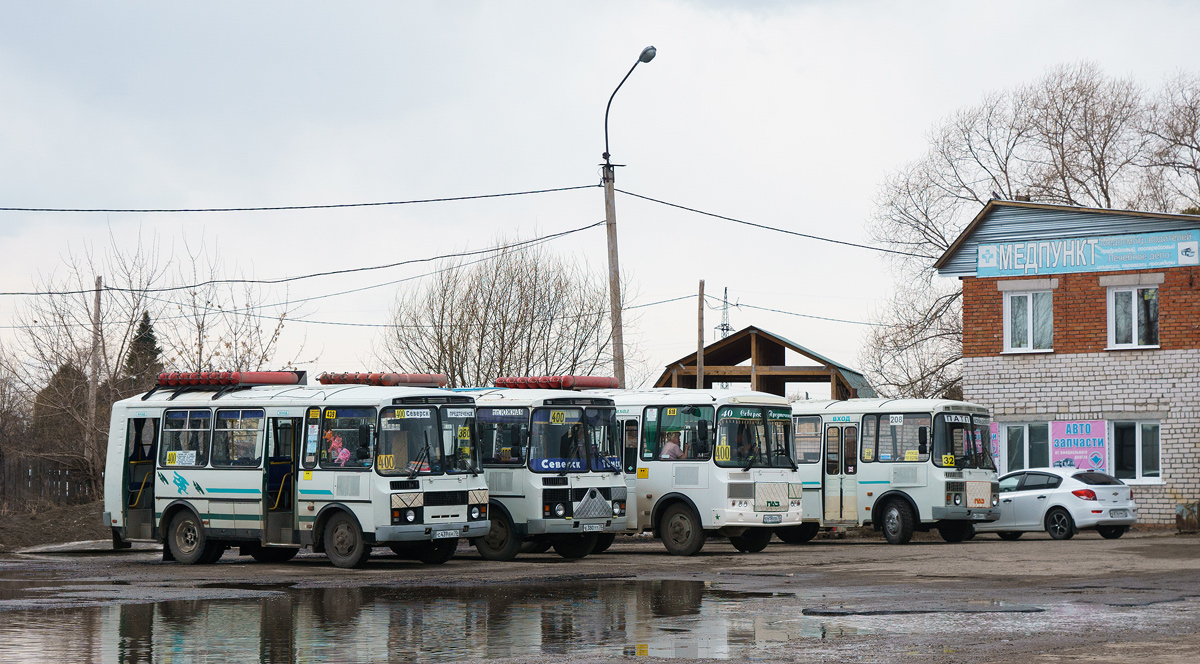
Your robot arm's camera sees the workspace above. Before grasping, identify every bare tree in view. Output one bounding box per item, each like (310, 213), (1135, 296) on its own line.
(376, 237), (628, 388)
(864, 62), (1170, 398)
(1146, 72), (1200, 210)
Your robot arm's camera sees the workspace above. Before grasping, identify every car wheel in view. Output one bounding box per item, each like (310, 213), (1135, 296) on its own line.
(939, 521), (974, 543)
(660, 503), (705, 556)
(881, 500), (915, 545)
(997, 531), (1023, 541)
(1045, 508), (1075, 540)
(168, 511), (209, 565)
(323, 512), (371, 568)
(552, 533), (598, 559)
(729, 528), (773, 553)
(475, 509), (521, 561)
(418, 539), (458, 564)
(591, 533), (617, 554)
(1097, 525), (1127, 540)
(776, 523), (821, 544)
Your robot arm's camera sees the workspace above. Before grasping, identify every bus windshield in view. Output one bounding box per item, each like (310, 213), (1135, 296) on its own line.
(714, 406), (794, 469)
(933, 413), (996, 470)
(476, 407), (528, 466)
(529, 407), (615, 473)
(440, 406), (480, 474)
(377, 406), (443, 476)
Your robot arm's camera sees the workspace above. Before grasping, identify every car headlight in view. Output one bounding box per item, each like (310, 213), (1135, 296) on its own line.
(470, 506), (481, 519)
(405, 509), (416, 523)
(554, 503), (566, 517)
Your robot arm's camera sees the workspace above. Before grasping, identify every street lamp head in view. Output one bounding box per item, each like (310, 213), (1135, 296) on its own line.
(639, 46), (657, 64)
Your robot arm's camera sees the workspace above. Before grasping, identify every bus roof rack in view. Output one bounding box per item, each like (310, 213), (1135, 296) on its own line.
(494, 375), (619, 390)
(316, 372), (448, 388)
(143, 370), (308, 401)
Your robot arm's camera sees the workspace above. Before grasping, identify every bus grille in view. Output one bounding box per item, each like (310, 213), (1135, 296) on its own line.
(425, 490), (468, 506)
(543, 489), (570, 503)
(390, 480), (419, 490)
(572, 487), (612, 501)
(728, 483), (754, 499)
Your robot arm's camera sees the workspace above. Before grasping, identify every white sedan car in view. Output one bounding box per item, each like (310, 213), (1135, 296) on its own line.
(975, 468), (1137, 540)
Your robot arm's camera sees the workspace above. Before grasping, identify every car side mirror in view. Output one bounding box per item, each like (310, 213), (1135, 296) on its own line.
(698, 420), (709, 442)
(918, 427), (928, 455)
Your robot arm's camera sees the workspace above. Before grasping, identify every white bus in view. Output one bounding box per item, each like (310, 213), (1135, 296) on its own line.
(103, 371), (491, 568)
(459, 376), (627, 561)
(585, 388), (805, 556)
(784, 398), (1000, 545)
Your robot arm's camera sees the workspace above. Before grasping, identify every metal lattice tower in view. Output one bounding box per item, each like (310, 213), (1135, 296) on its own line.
(714, 287), (734, 389)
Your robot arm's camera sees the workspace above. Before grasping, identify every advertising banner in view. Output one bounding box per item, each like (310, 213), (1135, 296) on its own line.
(1050, 420), (1107, 472)
(976, 229), (1199, 277)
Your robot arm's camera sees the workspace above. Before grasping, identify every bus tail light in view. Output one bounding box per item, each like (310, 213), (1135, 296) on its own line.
(1072, 489), (1097, 501)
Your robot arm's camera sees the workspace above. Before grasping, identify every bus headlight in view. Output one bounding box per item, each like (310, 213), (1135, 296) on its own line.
(613, 502), (625, 516)
(953, 494), (962, 506)
(405, 509), (416, 523)
(554, 503), (566, 518)
(470, 506), (481, 520)
(992, 495), (999, 507)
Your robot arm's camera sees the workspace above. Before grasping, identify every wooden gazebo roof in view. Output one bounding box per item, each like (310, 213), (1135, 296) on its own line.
(653, 325), (875, 400)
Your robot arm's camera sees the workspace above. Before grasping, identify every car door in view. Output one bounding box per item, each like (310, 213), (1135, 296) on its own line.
(1011, 472), (1054, 529)
(991, 473), (1023, 529)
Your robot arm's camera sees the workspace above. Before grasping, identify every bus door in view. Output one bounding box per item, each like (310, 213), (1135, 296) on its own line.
(620, 418), (641, 531)
(264, 417), (303, 545)
(124, 415), (160, 540)
(823, 424), (859, 522)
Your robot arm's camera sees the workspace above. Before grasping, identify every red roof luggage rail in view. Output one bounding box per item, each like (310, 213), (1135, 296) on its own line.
(493, 375), (619, 390)
(316, 372), (449, 388)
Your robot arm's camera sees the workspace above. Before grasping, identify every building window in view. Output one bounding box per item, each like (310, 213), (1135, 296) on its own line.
(1108, 287), (1158, 348)
(1112, 421), (1160, 481)
(1003, 422), (1048, 473)
(1004, 292), (1053, 352)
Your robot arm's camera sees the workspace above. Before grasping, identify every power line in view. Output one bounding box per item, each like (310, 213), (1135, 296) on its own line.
(711, 296), (881, 327)
(0, 220), (606, 297)
(0, 184), (598, 214)
(615, 188), (926, 258)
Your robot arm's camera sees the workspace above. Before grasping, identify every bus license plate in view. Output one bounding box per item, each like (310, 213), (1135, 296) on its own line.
(582, 524), (602, 533)
(433, 529), (460, 539)
(763, 514), (782, 524)
(972, 512), (988, 519)
(1109, 509), (1128, 518)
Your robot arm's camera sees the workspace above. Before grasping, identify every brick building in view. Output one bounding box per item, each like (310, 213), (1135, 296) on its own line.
(935, 200), (1200, 525)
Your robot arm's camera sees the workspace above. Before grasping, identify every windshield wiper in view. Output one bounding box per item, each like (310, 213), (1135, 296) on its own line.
(408, 431), (434, 480)
(559, 438), (582, 476)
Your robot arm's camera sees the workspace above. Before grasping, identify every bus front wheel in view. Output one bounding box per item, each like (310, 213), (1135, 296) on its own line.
(552, 533), (598, 559)
(418, 538), (458, 564)
(168, 511), (211, 565)
(475, 510), (521, 561)
(660, 503), (705, 556)
(881, 500), (915, 545)
(729, 528), (772, 553)
(939, 521), (974, 543)
(323, 512), (371, 568)
(776, 523), (820, 544)
(591, 533), (616, 554)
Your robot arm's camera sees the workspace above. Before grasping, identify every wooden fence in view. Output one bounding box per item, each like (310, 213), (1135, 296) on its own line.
(0, 457), (95, 510)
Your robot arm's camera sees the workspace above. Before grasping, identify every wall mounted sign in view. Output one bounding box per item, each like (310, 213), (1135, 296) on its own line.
(976, 229), (1199, 277)
(1049, 420), (1107, 472)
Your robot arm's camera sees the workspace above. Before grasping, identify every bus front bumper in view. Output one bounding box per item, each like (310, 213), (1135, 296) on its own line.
(374, 520), (489, 542)
(713, 509), (803, 527)
(526, 518), (623, 535)
(930, 506), (1001, 522)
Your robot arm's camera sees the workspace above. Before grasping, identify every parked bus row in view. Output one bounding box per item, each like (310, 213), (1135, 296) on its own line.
(104, 371), (1002, 568)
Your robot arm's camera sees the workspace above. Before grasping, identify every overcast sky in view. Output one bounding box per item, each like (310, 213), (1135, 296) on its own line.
(2, 1), (1198, 393)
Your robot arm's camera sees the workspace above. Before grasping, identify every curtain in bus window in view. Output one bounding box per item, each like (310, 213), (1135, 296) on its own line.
(160, 410), (211, 467)
(211, 409), (265, 468)
(320, 407), (376, 470)
(793, 416), (822, 464)
(879, 414), (930, 462)
(476, 408), (527, 466)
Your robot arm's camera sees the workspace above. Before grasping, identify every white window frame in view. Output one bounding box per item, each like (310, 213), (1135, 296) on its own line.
(1002, 291), (1053, 353)
(1108, 420), (1162, 484)
(1106, 286), (1159, 350)
(1000, 422), (1050, 475)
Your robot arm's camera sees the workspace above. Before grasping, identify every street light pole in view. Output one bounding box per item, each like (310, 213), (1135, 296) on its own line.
(602, 45), (656, 389)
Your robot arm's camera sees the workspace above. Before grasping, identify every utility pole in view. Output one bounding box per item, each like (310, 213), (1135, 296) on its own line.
(601, 45), (656, 389)
(696, 280), (705, 389)
(715, 287), (734, 389)
(87, 276), (102, 468)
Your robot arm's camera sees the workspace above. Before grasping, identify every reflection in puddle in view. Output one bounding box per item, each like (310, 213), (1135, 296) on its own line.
(0, 580), (863, 662)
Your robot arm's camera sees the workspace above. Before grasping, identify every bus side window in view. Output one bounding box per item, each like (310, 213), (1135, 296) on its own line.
(861, 416), (877, 462)
(622, 420), (639, 473)
(641, 408), (659, 461)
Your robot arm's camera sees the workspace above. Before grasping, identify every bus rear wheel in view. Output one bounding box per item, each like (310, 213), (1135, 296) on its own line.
(776, 523), (820, 544)
(168, 511), (210, 565)
(418, 539), (458, 564)
(475, 510), (521, 561)
(881, 500), (915, 545)
(520, 539), (553, 554)
(591, 533), (616, 554)
(552, 533), (598, 559)
(939, 521), (974, 543)
(660, 503), (705, 556)
(250, 546), (299, 564)
(729, 528), (773, 553)
(323, 512), (371, 568)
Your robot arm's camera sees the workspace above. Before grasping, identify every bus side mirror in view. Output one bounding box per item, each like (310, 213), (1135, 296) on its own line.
(357, 424), (372, 459)
(698, 420), (709, 442)
(918, 427), (928, 455)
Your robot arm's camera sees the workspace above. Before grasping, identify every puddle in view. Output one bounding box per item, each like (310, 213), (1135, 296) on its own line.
(0, 580), (868, 662)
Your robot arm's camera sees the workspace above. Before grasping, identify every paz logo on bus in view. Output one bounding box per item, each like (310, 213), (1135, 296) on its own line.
(766, 500), (780, 508)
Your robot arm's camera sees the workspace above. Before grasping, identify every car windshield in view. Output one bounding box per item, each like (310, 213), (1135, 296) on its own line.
(440, 406), (480, 474)
(529, 407), (589, 473)
(1073, 471), (1123, 485)
(933, 413), (996, 470)
(377, 406), (442, 476)
(714, 406), (793, 469)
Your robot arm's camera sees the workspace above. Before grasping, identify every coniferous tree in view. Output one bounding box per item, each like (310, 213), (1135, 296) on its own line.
(123, 311), (164, 394)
